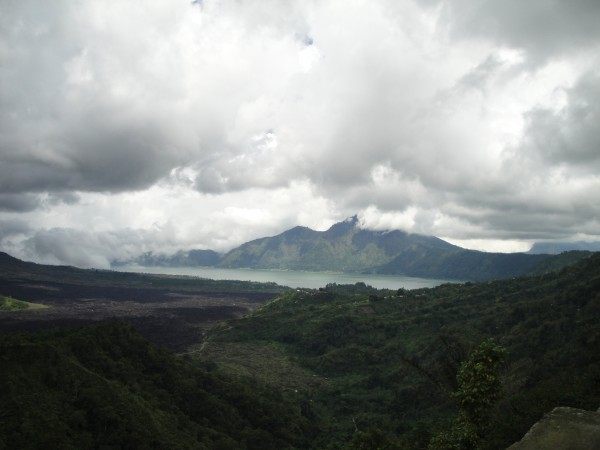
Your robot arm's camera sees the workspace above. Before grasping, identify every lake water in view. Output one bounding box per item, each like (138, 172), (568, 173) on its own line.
(117, 265), (454, 290)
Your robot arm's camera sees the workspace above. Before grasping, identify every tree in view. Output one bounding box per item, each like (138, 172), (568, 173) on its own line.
(429, 339), (506, 450)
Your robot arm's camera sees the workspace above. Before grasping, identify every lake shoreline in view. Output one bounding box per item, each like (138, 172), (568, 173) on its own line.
(115, 265), (457, 290)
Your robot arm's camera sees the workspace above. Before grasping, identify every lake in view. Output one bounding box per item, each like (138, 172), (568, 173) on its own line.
(116, 265), (455, 290)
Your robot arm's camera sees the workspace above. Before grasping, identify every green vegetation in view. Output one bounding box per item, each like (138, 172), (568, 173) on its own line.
(0, 323), (315, 449)
(429, 340), (506, 449)
(189, 341), (328, 392)
(508, 406), (600, 449)
(1, 252), (598, 448)
(199, 252), (600, 448)
(0, 295), (48, 311)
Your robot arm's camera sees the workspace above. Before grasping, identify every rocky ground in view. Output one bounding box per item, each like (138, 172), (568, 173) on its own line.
(0, 277), (276, 351)
(509, 406), (600, 450)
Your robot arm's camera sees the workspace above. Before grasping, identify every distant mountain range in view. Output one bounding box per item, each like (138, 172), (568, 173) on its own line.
(528, 241), (600, 254)
(113, 216), (594, 281)
(113, 249), (221, 268)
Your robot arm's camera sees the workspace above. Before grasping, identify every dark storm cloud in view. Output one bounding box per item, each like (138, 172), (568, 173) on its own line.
(0, 194), (43, 212)
(0, 0), (199, 198)
(0, 192), (82, 213)
(0, 219), (31, 240)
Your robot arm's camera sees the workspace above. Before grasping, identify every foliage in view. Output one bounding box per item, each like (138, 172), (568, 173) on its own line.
(0, 323), (315, 449)
(428, 417), (478, 450)
(0, 295), (47, 311)
(1, 252), (599, 448)
(455, 339), (506, 434)
(201, 253), (600, 448)
(348, 427), (401, 450)
(429, 340), (506, 449)
(0, 295), (29, 311)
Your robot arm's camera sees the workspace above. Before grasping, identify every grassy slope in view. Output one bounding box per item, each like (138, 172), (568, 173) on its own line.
(0, 295), (48, 311)
(200, 253), (600, 448)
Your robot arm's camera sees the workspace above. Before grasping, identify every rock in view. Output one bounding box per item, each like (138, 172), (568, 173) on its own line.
(508, 407), (600, 450)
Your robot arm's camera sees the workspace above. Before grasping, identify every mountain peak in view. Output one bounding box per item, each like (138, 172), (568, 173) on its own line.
(326, 215), (359, 236)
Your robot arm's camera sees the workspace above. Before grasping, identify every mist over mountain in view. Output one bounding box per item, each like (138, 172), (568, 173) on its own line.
(113, 249), (221, 268)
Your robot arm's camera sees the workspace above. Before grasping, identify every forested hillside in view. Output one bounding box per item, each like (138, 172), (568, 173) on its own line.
(2, 253), (599, 448)
(201, 253), (600, 448)
(0, 323), (315, 449)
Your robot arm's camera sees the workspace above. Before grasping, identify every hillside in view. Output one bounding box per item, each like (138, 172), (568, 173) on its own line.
(0, 251), (282, 293)
(218, 216), (588, 281)
(219, 216), (457, 273)
(0, 323), (315, 449)
(199, 252), (600, 448)
(1, 252), (598, 448)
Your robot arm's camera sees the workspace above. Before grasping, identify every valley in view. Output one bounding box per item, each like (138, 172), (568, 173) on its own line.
(0, 252), (282, 351)
(1, 249), (599, 448)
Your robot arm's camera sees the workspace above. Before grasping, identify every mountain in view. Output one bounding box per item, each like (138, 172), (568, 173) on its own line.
(220, 215), (457, 272)
(373, 247), (583, 280)
(528, 241), (600, 254)
(218, 216), (590, 281)
(105, 217), (594, 281)
(0, 251), (283, 293)
(114, 249), (221, 267)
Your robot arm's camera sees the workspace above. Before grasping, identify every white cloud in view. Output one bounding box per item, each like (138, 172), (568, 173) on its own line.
(1, 0), (600, 265)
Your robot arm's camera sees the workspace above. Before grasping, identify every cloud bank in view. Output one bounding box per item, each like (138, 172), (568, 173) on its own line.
(1, 0), (599, 266)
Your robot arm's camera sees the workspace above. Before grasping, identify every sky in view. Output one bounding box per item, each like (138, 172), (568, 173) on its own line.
(1, 0), (600, 268)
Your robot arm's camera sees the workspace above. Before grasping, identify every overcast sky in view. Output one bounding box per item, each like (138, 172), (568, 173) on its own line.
(1, 0), (600, 268)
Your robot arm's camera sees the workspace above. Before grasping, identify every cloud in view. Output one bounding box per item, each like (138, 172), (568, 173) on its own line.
(0, 193), (79, 212)
(1, 0), (600, 263)
(433, 0), (600, 64)
(520, 70), (600, 170)
(0, 194), (43, 212)
(4, 181), (336, 267)
(0, 219), (31, 240)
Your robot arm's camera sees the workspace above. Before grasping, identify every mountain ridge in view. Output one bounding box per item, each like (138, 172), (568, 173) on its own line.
(528, 241), (600, 254)
(108, 217), (595, 281)
(216, 217), (591, 280)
